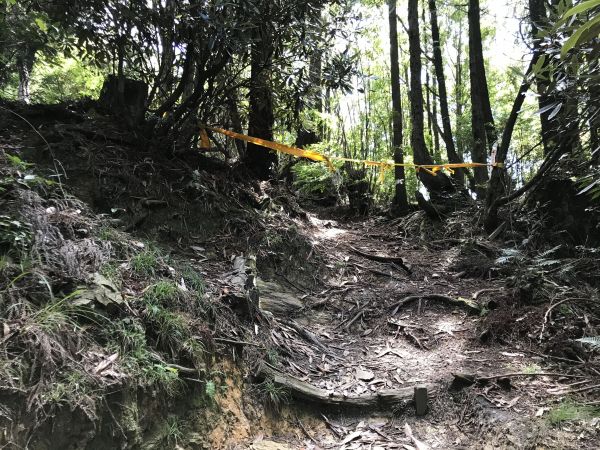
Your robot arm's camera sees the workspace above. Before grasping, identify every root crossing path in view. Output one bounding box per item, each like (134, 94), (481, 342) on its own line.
(239, 213), (587, 449)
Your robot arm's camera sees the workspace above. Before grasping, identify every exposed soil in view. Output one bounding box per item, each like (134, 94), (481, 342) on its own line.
(220, 212), (600, 449)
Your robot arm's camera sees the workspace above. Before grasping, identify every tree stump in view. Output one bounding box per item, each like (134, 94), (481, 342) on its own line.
(98, 75), (148, 125)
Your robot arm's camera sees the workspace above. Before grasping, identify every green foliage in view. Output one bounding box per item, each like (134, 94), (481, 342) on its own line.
(204, 380), (217, 400)
(130, 247), (160, 277)
(180, 266), (205, 296)
(39, 369), (96, 410)
(293, 160), (339, 199)
(142, 364), (183, 397)
(557, 0), (600, 58)
(6, 153), (32, 171)
(30, 56), (103, 103)
(100, 261), (121, 284)
(257, 378), (290, 412)
(0, 215), (32, 260)
(163, 416), (184, 447)
(547, 401), (600, 426)
(144, 281), (180, 305)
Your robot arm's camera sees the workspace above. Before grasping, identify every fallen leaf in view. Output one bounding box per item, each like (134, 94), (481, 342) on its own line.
(341, 430), (363, 445)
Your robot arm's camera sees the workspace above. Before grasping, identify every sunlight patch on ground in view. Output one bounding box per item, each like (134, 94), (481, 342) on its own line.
(307, 213), (347, 241)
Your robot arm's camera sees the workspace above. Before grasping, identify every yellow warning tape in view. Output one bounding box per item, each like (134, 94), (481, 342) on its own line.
(199, 125), (503, 177)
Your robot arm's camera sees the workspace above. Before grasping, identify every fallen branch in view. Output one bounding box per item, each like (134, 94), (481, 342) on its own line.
(279, 319), (331, 354)
(349, 246), (411, 274)
(214, 337), (265, 348)
(257, 362), (435, 409)
(390, 294), (481, 315)
(540, 297), (593, 341)
(350, 262), (405, 281)
(343, 309), (365, 330)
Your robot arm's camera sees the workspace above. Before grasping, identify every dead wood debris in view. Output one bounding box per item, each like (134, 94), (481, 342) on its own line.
(390, 293), (482, 315)
(257, 362), (435, 410)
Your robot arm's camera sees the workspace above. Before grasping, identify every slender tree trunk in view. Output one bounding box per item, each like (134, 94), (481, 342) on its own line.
(468, 0), (492, 196)
(389, 0), (409, 214)
(455, 18), (465, 161)
(429, 0), (464, 186)
(408, 0), (453, 195)
(591, 82), (600, 165)
(16, 47), (35, 104)
(245, 24), (277, 180)
(484, 57), (537, 230)
(309, 49), (323, 114)
(529, 0), (556, 156)
(432, 77), (441, 163)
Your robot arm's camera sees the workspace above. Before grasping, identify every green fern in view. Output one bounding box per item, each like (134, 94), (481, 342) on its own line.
(576, 337), (600, 348)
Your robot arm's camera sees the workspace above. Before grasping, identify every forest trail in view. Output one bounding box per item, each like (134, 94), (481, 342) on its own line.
(245, 211), (571, 449)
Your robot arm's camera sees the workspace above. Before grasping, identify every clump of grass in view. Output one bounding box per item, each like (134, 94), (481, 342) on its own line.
(523, 364), (541, 374)
(142, 364), (184, 397)
(163, 416), (184, 447)
(108, 318), (148, 357)
(257, 378), (290, 412)
(266, 348), (280, 367)
(39, 369), (98, 420)
(98, 226), (118, 242)
(180, 266), (205, 296)
(144, 280), (180, 305)
(547, 401), (600, 427)
(100, 261), (121, 283)
(130, 247), (161, 276)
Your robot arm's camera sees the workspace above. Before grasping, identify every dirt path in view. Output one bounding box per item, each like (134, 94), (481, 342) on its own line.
(242, 213), (596, 449)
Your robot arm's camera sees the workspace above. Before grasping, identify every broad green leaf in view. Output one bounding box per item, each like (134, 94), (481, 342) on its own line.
(34, 17), (48, 33)
(563, 0), (600, 20)
(561, 14), (600, 58)
(532, 54), (547, 75)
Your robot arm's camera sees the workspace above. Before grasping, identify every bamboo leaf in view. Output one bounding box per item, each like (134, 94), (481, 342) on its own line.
(561, 15), (600, 58)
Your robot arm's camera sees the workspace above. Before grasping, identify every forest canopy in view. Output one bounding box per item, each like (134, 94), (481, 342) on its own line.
(0, 0), (599, 223)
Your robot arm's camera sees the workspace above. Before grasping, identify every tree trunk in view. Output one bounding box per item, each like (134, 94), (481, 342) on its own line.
(484, 57), (537, 230)
(591, 81), (600, 165)
(388, 0), (409, 214)
(429, 0), (464, 186)
(16, 47), (35, 104)
(455, 18), (465, 161)
(432, 77), (441, 163)
(468, 0), (492, 197)
(408, 0), (453, 195)
(529, 0), (556, 156)
(245, 24), (277, 180)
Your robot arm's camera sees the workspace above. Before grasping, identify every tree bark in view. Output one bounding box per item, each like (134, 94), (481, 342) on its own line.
(429, 0), (464, 186)
(468, 0), (493, 197)
(408, 0), (453, 195)
(388, 0), (409, 214)
(432, 77), (441, 163)
(16, 46), (36, 104)
(484, 57), (537, 230)
(245, 23), (277, 180)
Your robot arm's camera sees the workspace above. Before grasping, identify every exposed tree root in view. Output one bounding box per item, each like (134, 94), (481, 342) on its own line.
(390, 294), (482, 315)
(348, 245), (412, 274)
(257, 362), (435, 409)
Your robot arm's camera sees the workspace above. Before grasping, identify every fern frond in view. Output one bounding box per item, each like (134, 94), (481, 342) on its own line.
(576, 337), (600, 348)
